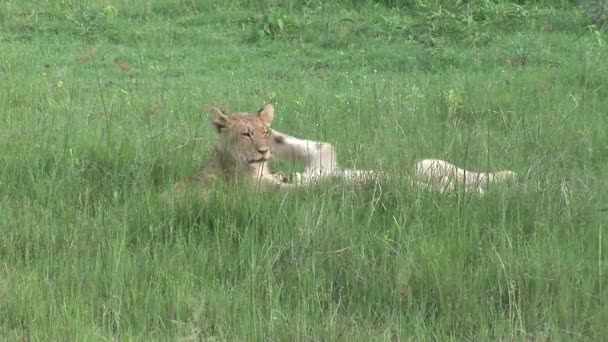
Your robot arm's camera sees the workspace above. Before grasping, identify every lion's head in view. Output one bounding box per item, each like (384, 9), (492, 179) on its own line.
(210, 104), (275, 169)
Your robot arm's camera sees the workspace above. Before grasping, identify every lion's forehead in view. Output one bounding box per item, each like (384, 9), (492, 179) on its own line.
(230, 115), (269, 132)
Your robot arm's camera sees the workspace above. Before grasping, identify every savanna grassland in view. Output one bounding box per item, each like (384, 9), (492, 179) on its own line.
(1, 0), (607, 340)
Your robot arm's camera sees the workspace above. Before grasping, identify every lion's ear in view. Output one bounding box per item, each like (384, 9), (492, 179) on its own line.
(258, 104), (274, 125)
(210, 107), (229, 133)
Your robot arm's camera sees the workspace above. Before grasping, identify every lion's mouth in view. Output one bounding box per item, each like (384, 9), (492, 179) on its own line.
(247, 157), (268, 164)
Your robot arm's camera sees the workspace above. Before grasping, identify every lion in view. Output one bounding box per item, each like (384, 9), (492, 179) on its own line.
(162, 104), (294, 202)
(271, 131), (516, 194)
(164, 103), (516, 201)
(270, 109), (516, 193)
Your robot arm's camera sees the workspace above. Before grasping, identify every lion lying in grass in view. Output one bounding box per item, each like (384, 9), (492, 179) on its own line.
(164, 104), (515, 200)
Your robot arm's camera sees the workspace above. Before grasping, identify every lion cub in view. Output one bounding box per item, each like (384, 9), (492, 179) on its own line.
(163, 104), (290, 202)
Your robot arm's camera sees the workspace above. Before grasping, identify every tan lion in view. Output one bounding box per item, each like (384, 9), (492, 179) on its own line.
(162, 104), (293, 202)
(164, 104), (515, 200)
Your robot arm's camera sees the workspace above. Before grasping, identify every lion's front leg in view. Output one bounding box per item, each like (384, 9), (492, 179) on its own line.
(257, 171), (304, 191)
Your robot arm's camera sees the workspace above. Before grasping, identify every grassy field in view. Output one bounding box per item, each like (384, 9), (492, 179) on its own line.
(1, 0), (607, 340)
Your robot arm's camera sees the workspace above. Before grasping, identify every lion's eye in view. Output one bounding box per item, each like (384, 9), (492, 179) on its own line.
(263, 131), (270, 137)
(241, 132), (252, 138)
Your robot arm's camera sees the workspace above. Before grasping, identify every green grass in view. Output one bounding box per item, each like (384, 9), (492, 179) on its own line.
(1, 0), (607, 340)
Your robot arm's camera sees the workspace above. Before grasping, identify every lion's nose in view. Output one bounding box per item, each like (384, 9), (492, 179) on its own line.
(257, 146), (269, 155)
